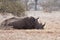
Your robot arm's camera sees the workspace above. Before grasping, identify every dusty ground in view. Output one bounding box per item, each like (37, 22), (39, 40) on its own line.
(0, 30), (60, 40)
(0, 11), (60, 40)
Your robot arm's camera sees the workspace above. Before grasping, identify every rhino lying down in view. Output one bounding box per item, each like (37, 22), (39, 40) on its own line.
(8, 17), (45, 29)
(7, 17), (45, 29)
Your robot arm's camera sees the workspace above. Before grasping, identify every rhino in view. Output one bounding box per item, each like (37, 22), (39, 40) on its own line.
(7, 17), (45, 29)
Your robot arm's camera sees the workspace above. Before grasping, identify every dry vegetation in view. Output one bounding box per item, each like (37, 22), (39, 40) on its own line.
(0, 30), (59, 40)
(0, 0), (26, 16)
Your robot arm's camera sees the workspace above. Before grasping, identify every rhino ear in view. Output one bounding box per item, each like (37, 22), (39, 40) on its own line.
(36, 17), (39, 20)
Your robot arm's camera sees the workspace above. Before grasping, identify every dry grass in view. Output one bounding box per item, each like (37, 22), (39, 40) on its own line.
(0, 30), (59, 40)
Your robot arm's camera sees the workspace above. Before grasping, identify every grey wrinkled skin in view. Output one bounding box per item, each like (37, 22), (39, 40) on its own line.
(34, 23), (45, 29)
(8, 17), (45, 29)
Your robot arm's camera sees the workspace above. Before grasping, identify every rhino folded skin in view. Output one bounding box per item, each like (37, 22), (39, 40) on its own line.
(1, 16), (45, 29)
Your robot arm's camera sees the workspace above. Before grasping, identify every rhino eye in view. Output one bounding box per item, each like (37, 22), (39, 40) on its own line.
(33, 19), (35, 22)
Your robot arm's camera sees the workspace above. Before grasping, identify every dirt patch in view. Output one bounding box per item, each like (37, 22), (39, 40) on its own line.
(0, 30), (59, 40)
